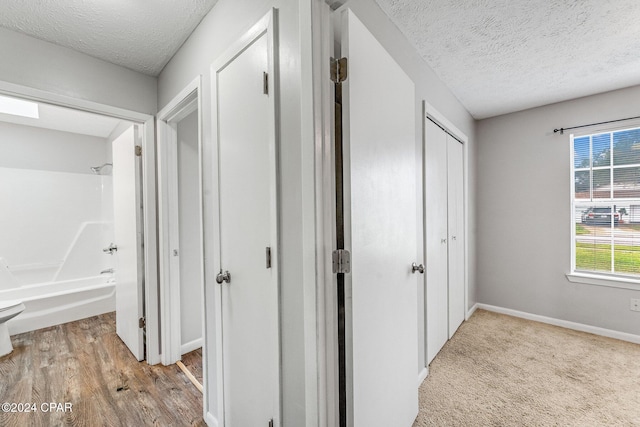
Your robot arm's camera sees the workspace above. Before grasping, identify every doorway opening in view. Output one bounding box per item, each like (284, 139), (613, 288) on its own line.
(0, 84), (159, 364)
(157, 78), (205, 378)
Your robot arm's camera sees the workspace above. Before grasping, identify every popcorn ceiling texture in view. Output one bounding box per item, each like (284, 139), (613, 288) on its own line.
(374, 0), (640, 119)
(0, 0), (217, 76)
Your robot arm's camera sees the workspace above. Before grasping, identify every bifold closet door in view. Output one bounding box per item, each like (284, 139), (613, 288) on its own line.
(425, 119), (449, 365)
(447, 136), (465, 338)
(425, 119), (465, 364)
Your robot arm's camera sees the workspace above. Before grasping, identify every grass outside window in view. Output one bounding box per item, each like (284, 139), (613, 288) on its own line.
(575, 242), (640, 275)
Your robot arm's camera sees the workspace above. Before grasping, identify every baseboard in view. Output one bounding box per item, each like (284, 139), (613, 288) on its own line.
(181, 337), (203, 355)
(477, 303), (640, 345)
(205, 412), (219, 427)
(466, 303), (479, 320)
(417, 367), (428, 385)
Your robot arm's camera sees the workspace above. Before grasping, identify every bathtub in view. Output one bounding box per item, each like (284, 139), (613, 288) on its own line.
(3, 276), (115, 335)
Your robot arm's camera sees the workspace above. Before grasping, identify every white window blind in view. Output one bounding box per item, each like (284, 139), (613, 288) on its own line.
(571, 127), (640, 278)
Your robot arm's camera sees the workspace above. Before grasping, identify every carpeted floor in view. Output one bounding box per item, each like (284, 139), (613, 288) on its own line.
(413, 309), (640, 426)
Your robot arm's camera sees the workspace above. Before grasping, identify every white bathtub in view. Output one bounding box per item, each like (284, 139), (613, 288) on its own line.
(3, 276), (115, 335)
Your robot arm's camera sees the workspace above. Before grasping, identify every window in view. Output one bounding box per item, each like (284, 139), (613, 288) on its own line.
(571, 126), (640, 280)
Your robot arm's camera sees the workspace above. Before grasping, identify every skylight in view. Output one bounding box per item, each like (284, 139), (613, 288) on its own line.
(0, 95), (39, 119)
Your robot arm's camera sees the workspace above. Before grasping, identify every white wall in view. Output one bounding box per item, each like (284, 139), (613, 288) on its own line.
(0, 27), (157, 114)
(0, 121), (109, 173)
(0, 122), (113, 286)
(477, 84), (640, 336)
(341, 0), (477, 372)
(176, 111), (203, 351)
(158, 1), (316, 424)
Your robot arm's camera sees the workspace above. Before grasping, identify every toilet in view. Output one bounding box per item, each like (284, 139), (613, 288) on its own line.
(0, 300), (25, 357)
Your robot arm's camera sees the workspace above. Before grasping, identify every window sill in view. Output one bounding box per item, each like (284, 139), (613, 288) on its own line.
(566, 272), (640, 290)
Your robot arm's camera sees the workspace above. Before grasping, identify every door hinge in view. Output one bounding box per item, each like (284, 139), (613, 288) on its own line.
(266, 246), (272, 269)
(263, 71), (269, 95)
(332, 249), (351, 274)
(330, 57), (348, 84)
(138, 317), (146, 329)
(135, 145), (142, 156)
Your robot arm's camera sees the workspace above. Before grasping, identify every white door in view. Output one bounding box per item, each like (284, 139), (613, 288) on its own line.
(425, 119), (449, 364)
(341, 9), (418, 427)
(112, 125), (144, 361)
(215, 24), (279, 426)
(447, 136), (465, 337)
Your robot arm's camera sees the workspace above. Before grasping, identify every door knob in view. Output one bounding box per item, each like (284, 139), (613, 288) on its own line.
(103, 243), (118, 255)
(216, 270), (231, 284)
(411, 263), (425, 274)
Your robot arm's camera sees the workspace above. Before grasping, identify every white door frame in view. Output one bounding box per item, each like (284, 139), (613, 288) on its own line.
(422, 100), (470, 371)
(0, 80), (161, 365)
(310, 2), (338, 426)
(207, 10), (279, 426)
(156, 76), (203, 366)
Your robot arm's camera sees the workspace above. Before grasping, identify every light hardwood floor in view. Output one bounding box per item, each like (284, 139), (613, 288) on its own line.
(0, 312), (205, 427)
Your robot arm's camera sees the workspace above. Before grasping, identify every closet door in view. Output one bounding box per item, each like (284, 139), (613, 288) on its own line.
(425, 119), (449, 364)
(447, 136), (465, 337)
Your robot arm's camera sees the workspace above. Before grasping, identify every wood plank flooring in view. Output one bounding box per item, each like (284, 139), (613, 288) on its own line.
(0, 312), (205, 427)
(180, 348), (203, 387)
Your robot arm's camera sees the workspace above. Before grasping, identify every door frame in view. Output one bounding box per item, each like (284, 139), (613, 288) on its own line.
(311, 2), (338, 426)
(422, 99), (470, 373)
(207, 9), (280, 426)
(156, 76), (204, 366)
(0, 80), (161, 365)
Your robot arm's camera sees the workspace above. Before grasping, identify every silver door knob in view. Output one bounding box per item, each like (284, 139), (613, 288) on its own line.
(411, 263), (425, 274)
(216, 270), (231, 284)
(103, 243), (118, 254)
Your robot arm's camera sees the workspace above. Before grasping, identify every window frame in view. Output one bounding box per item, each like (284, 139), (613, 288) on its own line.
(568, 120), (640, 289)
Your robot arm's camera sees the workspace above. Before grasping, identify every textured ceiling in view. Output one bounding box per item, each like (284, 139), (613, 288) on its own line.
(374, 0), (640, 119)
(0, 0), (217, 76)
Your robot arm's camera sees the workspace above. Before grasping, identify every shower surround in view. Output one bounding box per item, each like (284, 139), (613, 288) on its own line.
(0, 166), (115, 334)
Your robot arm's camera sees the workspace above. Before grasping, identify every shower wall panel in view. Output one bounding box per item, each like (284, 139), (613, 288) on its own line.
(0, 167), (113, 286)
(0, 122), (113, 288)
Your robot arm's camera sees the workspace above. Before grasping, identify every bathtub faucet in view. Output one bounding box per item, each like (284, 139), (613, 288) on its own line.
(100, 268), (114, 275)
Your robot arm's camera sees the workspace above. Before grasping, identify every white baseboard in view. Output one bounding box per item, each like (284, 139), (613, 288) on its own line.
(205, 412), (219, 427)
(477, 303), (640, 345)
(181, 337), (203, 355)
(417, 367), (428, 386)
(466, 303), (479, 320)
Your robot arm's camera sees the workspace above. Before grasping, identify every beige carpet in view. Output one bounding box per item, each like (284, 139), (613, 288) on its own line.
(413, 309), (640, 426)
